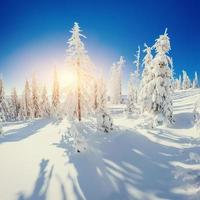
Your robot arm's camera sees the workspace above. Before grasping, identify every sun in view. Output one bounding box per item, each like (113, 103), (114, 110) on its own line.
(59, 69), (76, 88)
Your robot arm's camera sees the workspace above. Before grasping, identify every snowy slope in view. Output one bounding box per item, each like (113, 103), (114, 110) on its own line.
(0, 89), (200, 200)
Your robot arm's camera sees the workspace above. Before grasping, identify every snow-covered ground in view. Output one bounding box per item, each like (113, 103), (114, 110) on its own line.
(0, 89), (200, 200)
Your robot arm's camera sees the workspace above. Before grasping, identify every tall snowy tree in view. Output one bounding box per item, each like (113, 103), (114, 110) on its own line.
(182, 70), (191, 90)
(109, 56), (125, 104)
(141, 29), (174, 126)
(129, 46), (141, 104)
(52, 68), (60, 117)
(41, 86), (51, 118)
(96, 74), (113, 132)
(66, 22), (95, 121)
(140, 44), (153, 112)
(133, 46), (141, 78)
(0, 78), (9, 121)
(177, 75), (182, 90)
(192, 72), (198, 88)
(32, 74), (40, 118)
(24, 80), (33, 119)
(127, 73), (136, 114)
(10, 88), (20, 120)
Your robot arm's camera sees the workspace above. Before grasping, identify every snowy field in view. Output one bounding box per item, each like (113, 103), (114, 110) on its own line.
(0, 89), (200, 200)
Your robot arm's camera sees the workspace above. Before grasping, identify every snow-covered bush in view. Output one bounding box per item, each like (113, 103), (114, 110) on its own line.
(96, 111), (113, 133)
(70, 123), (87, 153)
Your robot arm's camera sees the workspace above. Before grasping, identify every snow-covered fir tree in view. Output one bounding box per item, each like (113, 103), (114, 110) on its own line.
(177, 75), (182, 90)
(40, 86), (51, 118)
(66, 22), (95, 121)
(127, 73), (136, 114)
(32, 74), (40, 118)
(182, 70), (191, 89)
(129, 46), (141, 105)
(96, 74), (113, 132)
(192, 72), (198, 88)
(140, 44), (153, 112)
(10, 88), (20, 120)
(24, 80), (33, 119)
(109, 56), (125, 104)
(0, 78), (9, 121)
(52, 68), (60, 117)
(141, 29), (174, 126)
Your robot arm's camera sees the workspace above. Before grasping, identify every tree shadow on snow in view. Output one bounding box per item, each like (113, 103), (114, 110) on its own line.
(172, 112), (194, 129)
(0, 119), (52, 144)
(17, 159), (54, 200)
(53, 121), (193, 200)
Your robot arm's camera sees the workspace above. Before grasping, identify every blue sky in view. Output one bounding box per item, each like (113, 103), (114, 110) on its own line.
(0, 0), (200, 93)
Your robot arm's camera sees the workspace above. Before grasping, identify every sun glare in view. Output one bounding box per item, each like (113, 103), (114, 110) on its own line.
(59, 69), (76, 88)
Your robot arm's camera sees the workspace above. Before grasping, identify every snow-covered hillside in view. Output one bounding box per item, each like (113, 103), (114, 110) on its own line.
(0, 89), (200, 200)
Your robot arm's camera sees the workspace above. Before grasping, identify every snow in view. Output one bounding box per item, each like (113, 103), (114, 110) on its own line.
(0, 89), (200, 200)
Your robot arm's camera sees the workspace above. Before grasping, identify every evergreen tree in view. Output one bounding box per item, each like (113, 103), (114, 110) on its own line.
(140, 44), (153, 112)
(10, 88), (20, 120)
(192, 72), (198, 88)
(41, 86), (51, 118)
(177, 75), (182, 90)
(66, 22), (95, 121)
(24, 80), (33, 119)
(32, 74), (40, 118)
(182, 70), (191, 89)
(127, 73), (136, 114)
(109, 56), (125, 104)
(96, 74), (113, 132)
(0, 78), (9, 121)
(52, 68), (60, 117)
(141, 29), (174, 126)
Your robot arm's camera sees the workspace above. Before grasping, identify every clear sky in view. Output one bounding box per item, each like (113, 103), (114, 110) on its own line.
(0, 0), (200, 94)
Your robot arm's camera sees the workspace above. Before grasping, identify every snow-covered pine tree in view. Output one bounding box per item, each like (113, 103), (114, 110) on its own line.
(40, 86), (51, 118)
(32, 74), (40, 118)
(151, 29), (174, 125)
(141, 29), (174, 126)
(128, 46), (141, 105)
(140, 43), (153, 112)
(66, 22), (95, 121)
(182, 70), (191, 90)
(127, 73), (136, 114)
(177, 75), (182, 90)
(52, 68), (60, 117)
(10, 88), (20, 121)
(24, 80), (33, 119)
(0, 78), (9, 122)
(18, 95), (26, 121)
(96, 74), (113, 132)
(109, 56), (125, 104)
(192, 72), (198, 88)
